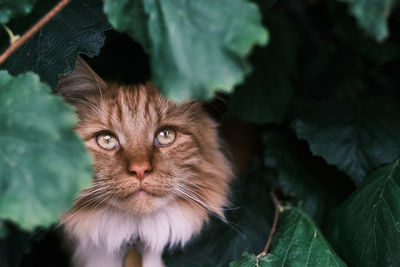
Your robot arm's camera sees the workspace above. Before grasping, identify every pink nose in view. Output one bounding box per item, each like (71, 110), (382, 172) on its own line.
(128, 161), (152, 181)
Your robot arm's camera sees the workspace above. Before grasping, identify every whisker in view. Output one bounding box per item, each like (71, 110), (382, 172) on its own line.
(170, 185), (246, 239)
(173, 177), (239, 209)
(174, 183), (234, 212)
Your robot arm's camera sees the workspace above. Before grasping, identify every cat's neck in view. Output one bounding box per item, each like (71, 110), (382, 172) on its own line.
(62, 201), (208, 254)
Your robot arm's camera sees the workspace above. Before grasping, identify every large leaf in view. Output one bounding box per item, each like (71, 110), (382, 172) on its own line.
(104, 0), (268, 101)
(329, 161), (400, 266)
(230, 207), (347, 267)
(1, 0), (111, 89)
(338, 0), (396, 42)
(0, 70), (92, 231)
(0, 0), (35, 23)
(228, 12), (296, 124)
(294, 96), (400, 184)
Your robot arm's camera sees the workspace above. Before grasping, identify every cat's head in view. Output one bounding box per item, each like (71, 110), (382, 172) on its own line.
(58, 58), (232, 218)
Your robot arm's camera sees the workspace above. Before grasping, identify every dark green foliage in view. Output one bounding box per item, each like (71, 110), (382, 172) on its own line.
(0, 0), (35, 23)
(230, 252), (271, 267)
(264, 208), (346, 267)
(164, 161), (274, 266)
(263, 128), (348, 224)
(0, 224), (30, 267)
(294, 95), (400, 185)
(1, 0), (111, 88)
(0, 0), (400, 266)
(330, 161), (400, 266)
(228, 12), (296, 124)
(104, 0), (268, 101)
(338, 0), (396, 42)
(231, 208), (346, 267)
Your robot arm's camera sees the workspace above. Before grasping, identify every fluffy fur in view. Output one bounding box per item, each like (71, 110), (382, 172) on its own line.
(58, 58), (233, 267)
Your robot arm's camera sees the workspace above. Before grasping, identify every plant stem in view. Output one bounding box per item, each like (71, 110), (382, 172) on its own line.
(0, 0), (71, 65)
(1, 24), (20, 44)
(258, 190), (280, 257)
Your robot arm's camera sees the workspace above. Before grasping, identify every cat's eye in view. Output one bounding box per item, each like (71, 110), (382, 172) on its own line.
(96, 132), (119, 150)
(155, 127), (176, 146)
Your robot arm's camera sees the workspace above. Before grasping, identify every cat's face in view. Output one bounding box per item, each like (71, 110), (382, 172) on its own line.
(58, 59), (232, 217)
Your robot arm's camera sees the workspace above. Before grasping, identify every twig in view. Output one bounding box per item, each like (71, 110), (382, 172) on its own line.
(1, 24), (20, 43)
(0, 0), (71, 65)
(258, 190), (280, 258)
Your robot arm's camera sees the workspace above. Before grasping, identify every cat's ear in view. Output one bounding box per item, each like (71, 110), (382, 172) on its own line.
(57, 57), (106, 105)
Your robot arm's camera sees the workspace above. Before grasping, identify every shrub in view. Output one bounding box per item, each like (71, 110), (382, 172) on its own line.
(1, 0), (399, 266)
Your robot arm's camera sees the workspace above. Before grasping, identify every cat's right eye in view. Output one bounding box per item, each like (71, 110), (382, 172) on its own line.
(96, 132), (119, 150)
(155, 127), (176, 146)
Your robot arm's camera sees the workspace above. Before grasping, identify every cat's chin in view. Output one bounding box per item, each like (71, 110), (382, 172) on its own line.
(118, 190), (169, 215)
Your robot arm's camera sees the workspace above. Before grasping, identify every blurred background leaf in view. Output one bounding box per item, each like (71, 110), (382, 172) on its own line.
(228, 12), (296, 125)
(0, 70), (92, 231)
(0, 0), (35, 23)
(338, 0), (396, 42)
(0, 223), (30, 267)
(294, 95), (400, 185)
(263, 128), (352, 225)
(104, 0), (268, 101)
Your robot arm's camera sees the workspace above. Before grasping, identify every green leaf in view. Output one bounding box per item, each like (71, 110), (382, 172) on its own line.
(294, 96), (400, 184)
(338, 0), (396, 42)
(231, 208), (347, 267)
(0, 70), (92, 231)
(229, 252), (272, 267)
(228, 12), (296, 124)
(1, 0), (111, 89)
(330, 161), (400, 266)
(0, 0), (35, 23)
(330, 5), (400, 66)
(104, 0), (268, 101)
(102, 0), (150, 50)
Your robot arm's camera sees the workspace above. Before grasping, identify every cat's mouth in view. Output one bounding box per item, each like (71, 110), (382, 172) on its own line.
(123, 188), (158, 200)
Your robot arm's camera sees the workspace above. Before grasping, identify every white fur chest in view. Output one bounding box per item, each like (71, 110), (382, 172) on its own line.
(64, 203), (206, 255)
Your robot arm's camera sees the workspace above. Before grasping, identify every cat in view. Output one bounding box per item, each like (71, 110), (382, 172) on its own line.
(58, 58), (233, 267)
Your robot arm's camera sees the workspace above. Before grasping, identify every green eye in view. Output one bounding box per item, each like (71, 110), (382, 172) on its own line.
(96, 132), (119, 150)
(155, 127), (176, 146)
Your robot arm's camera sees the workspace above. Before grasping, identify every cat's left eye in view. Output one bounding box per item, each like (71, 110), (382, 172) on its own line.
(96, 132), (119, 150)
(155, 127), (176, 146)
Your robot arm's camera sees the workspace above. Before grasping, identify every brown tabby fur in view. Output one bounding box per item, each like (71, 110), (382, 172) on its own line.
(58, 58), (233, 267)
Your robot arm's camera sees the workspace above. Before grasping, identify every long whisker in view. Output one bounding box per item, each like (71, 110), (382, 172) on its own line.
(78, 185), (112, 198)
(175, 181), (240, 211)
(171, 185), (246, 239)
(172, 185), (227, 218)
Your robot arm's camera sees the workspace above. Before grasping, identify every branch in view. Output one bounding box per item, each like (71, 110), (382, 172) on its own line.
(0, 0), (71, 65)
(258, 190), (280, 258)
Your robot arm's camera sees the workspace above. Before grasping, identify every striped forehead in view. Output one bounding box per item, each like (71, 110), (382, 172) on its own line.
(106, 85), (161, 136)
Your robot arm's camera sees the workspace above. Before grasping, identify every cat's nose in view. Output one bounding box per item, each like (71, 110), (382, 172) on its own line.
(128, 161), (152, 180)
